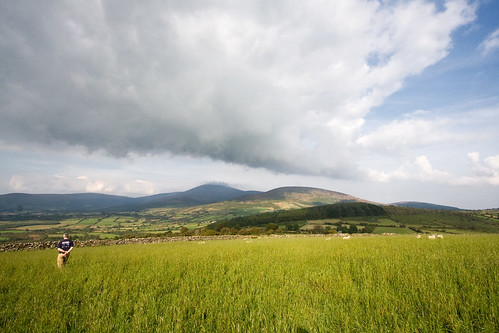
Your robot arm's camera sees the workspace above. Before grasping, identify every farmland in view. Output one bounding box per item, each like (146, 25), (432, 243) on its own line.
(0, 203), (498, 244)
(1, 235), (498, 332)
(1, 186), (498, 244)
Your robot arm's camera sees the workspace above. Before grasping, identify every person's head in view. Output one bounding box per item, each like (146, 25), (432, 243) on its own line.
(63, 233), (69, 239)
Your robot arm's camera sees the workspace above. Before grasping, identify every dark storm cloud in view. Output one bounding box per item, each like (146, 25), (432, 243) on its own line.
(0, 0), (474, 178)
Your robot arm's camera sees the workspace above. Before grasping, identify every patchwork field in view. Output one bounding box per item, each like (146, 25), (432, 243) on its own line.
(1, 235), (497, 332)
(0, 204), (498, 244)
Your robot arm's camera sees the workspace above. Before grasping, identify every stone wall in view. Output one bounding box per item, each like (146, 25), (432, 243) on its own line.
(0, 233), (366, 252)
(0, 235), (260, 252)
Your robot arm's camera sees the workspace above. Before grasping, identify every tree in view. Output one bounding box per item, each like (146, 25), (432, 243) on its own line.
(363, 224), (375, 233)
(180, 227), (193, 236)
(266, 223), (279, 231)
(287, 223), (301, 232)
(311, 225), (327, 234)
(347, 224), (358, 234)
(201, 229), (219, 236)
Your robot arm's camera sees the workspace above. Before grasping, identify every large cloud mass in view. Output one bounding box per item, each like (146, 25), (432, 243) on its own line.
(0, 0), (475, 177)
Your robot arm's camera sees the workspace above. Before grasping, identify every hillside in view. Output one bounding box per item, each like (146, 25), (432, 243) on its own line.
(156, 184), (261, 207)
(0, 185), (363, 213)
(391, 201), (462, 211)
(242, 186), (362, 202)
(105, 185), (261, 211)
(0, 193), (136, 212)
(143, 186), (369, 222)
(208, 202), (387, 231)
(235, 186), (367, 209)
(205, 203), (499, 235)
(1, 201), (498, 244)
(1, 185), (498, 244)
(0, 185), (260, 213)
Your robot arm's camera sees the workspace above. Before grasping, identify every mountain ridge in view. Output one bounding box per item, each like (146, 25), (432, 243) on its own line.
(0, 184), (261, 213)
(391, 201), (463, 211)
(0, 184), (466, 213)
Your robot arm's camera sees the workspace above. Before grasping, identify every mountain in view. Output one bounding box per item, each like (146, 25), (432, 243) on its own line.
(0, 185), (261, 213)
(0, 193), (136, 212)
(241, 186), (367, 205)
(107, 184), (261, 211)
(174, 184), (261, 205)
(1, 185), (463, 214)
(391, 201), (462, 211)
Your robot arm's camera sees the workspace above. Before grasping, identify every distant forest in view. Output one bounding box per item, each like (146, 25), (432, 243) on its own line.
(208, 202), (386, 231)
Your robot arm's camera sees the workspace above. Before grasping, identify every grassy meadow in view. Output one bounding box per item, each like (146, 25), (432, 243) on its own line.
(1, 235), (498, 332)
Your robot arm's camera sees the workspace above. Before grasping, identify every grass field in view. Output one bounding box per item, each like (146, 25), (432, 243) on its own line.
(1, 234), (497, 332)
(373, 226), (415, 234)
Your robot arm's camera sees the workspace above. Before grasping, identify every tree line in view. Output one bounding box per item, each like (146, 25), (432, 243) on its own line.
(207, 202), (387, 231)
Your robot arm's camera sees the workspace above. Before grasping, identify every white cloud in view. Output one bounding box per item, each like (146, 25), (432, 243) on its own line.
(480, 28), (499, 55)
(366, 155), (461, 184)
(484, 155), (499, 170)
(468, 152), (499, 185)
(123, 180), (156, 196)
(357, 116), (455, 152)
(367, 153), (499, 186)
(366, 167), (409, 183)
(85, 181), (115, 194)
(9, 176), (26, 192)
(358, 103), (499, 155)
(0, 0), (476, 178)
(415, 155), (455, 183)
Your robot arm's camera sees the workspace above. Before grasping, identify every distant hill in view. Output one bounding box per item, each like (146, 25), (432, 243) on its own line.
(108, 185), (261, 211)
(0, 185), (261, 213)
(173, 184), (261, 205)
(0, 185), (466, 214)
(0, 193), (136, 212)
(1, 186), (498, 244)
(391, 201), (463, 211)
(208, 202), (387, 231)
(240, 186), (366, 205)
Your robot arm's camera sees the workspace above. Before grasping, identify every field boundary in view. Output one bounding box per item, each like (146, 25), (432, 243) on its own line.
(0, 233), (381, 252)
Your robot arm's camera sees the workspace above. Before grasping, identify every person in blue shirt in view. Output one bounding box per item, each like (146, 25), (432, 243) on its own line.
(57, 233), (74, 269)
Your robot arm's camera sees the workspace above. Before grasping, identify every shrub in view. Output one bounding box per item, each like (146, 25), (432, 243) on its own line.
(200, 229), (219, 236)
(266, 223), (279, 231)
(219, 227), (233, 235)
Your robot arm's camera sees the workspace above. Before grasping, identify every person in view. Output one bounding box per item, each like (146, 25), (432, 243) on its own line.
(57, 233), (74, 269)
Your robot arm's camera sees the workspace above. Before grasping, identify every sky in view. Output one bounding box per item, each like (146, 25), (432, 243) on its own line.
(1, 0), (498, 209)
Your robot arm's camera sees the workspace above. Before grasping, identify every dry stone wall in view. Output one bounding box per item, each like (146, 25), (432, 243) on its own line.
(0, 233), (370, 252)
(0, 235), (259, 252)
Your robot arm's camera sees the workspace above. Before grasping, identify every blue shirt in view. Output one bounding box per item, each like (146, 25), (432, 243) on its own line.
(57, 239), (74, 252)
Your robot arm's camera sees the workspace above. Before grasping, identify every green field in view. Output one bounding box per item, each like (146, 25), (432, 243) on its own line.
(373, 226), (415, 234)
(77, 218), (101, 225)
(0, 204), (498, 243)
(1, 235), (497, 332)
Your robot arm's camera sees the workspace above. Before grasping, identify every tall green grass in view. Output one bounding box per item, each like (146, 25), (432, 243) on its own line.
(1, 235), (498, 332)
